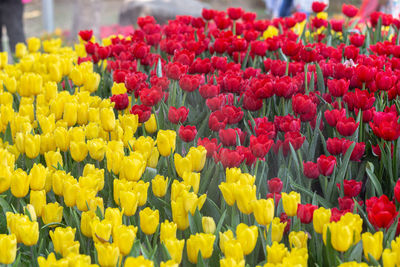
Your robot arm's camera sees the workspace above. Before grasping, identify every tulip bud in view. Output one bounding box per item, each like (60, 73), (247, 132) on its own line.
(25, 134), (41, 159)
(29, 163), (47, 191)
(236, 223), (258, 255)
(282, 191), (301, 216)
(156, 130), (176, 157)
(144, 114), (157, 134)
(266, 217), (287, 243)
(92, 219), (112, 243)
(30, 190), (46, 217)
(362, 231), (383, 261)
(113, 224), (138, 255)
(186, 233), (215, 264)
(152, 175), (168, 198)
(42, 202), (63, 226)
(81, 211), (98, 238)
(50, 227), (79, 257)
(100, 107), (116, 132)
(140, 207), (159, 235)
(0, 234), (17, 264)
(164, 238), (185, 264)
(160, 220), (177, 243)
(11, 169), (30, 198)
(19, 220), (39, 246)
(70, 141), (88, 162)
(87, 138), (106, 161)
(289, 231), (308, 249)
(251, 198), (274, 226)
(95, 243), (120, 267)
(313, 207), (331, 234)
(120, 190), (139, 216)
(171, 198), (189, 231)
(202, 216), (216, 234)
(54, 127), (70, 152)
(0, 166), (11, 194)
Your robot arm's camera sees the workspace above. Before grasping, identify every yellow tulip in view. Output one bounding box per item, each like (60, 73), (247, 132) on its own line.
(224, 239), (244, 262)
(120, 190), (139, 216)
(29, 163), (47, 191)
(87, 138), (106, 161)
(164, 238), (185, 264)
(25, 134), (41, 159)
(382, 248), (397, 267)
(160, 220), (177, 243)
(220, 257), (245, 267)
(219, 182), (236, 206)
(323, 221), (352, 252)
(0, 166), (11, 194)
(362, 231), (383, 261)
(266, 217), (287, 243)
(119, 154), (146, 181)
(186, 233), (215, 264)
(202, 216), (216, 234)
(70, 141), (88, 162)
(0, 234), (17, 264)
(30, 190), (46, 217)
(234, 184), (256, 215)
(19, 220), (39, 246)
(174, 153), (192, 178)
(50, 227), (79, 257)
(27, 37), (41, 52)
(113, 224), (137, 255)
(54, 127), (70, 152)
(187, 146), (207, 172)
(236, 223), (258, 255)
(282, 191), (301, 216)
(100, 107), (116, 132)
(313, 207), (331, 234)
(140, 207), (159, 235)
(156, 130), (176, 156)
(81, 210), (98, 238)
(251, 198), (274, 226)
(105, 208), (123, 229)
(124, 256), (154, 267)
(44, 150), (63, 171)
(145, 114), (157, 134)
(95, 242), (120, 267)
(267, 242), (288, 264)
(152, 175), (168, 198)
(171, 198), (189, 231)
(42, 202), (63, 226)
(182, 171), (200, 194)
(11, 169), (30, 198)
(219, 229), (235, 254)
(92, 219), (112, 243)
(289, 231), (308, 249)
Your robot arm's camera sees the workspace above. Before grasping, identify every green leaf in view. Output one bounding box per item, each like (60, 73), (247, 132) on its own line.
(214, 210), (227, 242)
(0, 195), (12, 213)
(353, 200), (375, 232)
(365, 162), (383, 196)
(307, 112), (321, 161)
(241, 44), (251, 71)
(334, 141), (355, 185)
(196, 251), (206, 267)
(367, 253), (380, 266)
(315, 63), (325, 94)
(4, 123), (12, 145)
(288, 176), (332, 208)
(41, 222), (66, 230)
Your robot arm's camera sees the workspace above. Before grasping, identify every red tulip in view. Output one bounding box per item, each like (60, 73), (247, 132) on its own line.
(197, 138), (221, 158)
(79, 30), (93, 42)
(110, 93), (129, 110)
(342, 141), (365, 162)
(178, 125), (197, 142)
(317, 155), (336, 176)
(326, 137), (344, 155)
(312, 1), (327, 13)
(168, 106), (189, 124)
(249, 135), (273, 158)
(303, 161), (320, 179)
(268, 178), (283, 193)
(340, 180), (363, 197)
(342, 4), (358, 18)
(130, 104), (152, 123)
(227, 7), (243, 20)
(394, 179), (400, 203)
(215, 148), (244, 168)
(209, 111), (228, 132)
(366, 195), (398, 229)
(297, 204), (318, 224)
(336, 117), (359, 137)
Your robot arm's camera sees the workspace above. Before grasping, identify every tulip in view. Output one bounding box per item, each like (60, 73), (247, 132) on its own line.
(70, 141), (88, 162)
(81, 210), (98, 238)
(87, 138), (106, 161)
(145, 114), (157, 134)
(19, 220), (39, 246)
(139, 207), (159, 235)
(124, 256), (154, 267)
(178, 125), (197, 142)
(152, 175), (168, 198)
(42, 202), (63, 226)
(182, 172), (200, 194)
(92, 219), (112, 243)
(164, 238), (185, 263)
(174, 153), (192, 178)
(25, 134), (40, 159)
(0, 166), (11, 194)
(100, 107), (116, 132)
(219, 229), (235, 254)
(104, 208), (123, 230)
(0, 234), (17, 264)
(297, 203), (318, 224)
(266, 217), (287, 243)
(289, 231), (308, 249)
(382, 248), (397, 267)
(133, 181), (149, 207)
(236, 223), (258, 255)
(120, 190), (139, 216)
(317, 155), (336, 176)
(11, 169), (30, 198)
(171, 198), (189, 231)
(63, 181), (79, 207)
(119, 154), (146, 182)
(30, 190), (46, 217)
(313, 207), (331, 234)
(29, 163), (47, 191)
(282, 191), (301, 216)
(362, 231), (383, 261)
(234, 184), (256, 214)
(202, 216), (216, 234)
(224, 240), (244, 262)
(219, 182), (236, 206)
(63, 102), (78, 127)
(156, 130), (176, 156)
(252, 198), (274, 225)
(187, 146), (207, 172)
(44, 150), (63, 171)
(220, 257), (245, 267)
(267, 242), (288, 264)
(186, 233), (215, 264)
(95, 242), (120, 267)
(113, 224), (137, 255)
(323, 221), (353, 252)
(50, 227), (79, 256)
(160, 220), (177, 243)
(54, 127), (70, 152)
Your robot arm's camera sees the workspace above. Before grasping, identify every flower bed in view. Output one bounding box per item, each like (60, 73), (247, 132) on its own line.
(1, 2), (400, 266)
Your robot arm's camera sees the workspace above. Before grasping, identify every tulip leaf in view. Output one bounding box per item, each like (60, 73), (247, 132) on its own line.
(0, 195), (12, 214)
(334, 141), (355, 186)
(4, 122), (12, 145)
(385, 214), (399, 246)
(40, 222), (66, 230)
(307, 112), (321, 161)
(289, 143), (300, 180)
(188, 209), (202, 234)
(315, 63), (325, 94)
(288, 176), (332, 208)
(347, 241), (362, 262)
(12, 252), (21, 267)
(241, 44), (251, 71)
(367, 253), (380, 266)
(161, 243), (172, 261)
(353, 200), (375, 232)
(365, 162), (383, 196)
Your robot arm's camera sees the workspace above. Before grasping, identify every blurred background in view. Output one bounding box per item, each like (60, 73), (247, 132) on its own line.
(0, 0), (364, 53)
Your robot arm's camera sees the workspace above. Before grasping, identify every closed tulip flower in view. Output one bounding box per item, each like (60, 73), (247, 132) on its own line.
(187, 146), (207, 172)
(63, 102), (78, 127)
(145, 114), (157, 134)
(29, 163), (47, 191)
(100, 107), (116, 132)
(160, 220), (177, 243)
(140, 207), (159, 235)
(266, 217), (287, 243)
(182, 172), (200, 194)
(171, 198), (189, 230)
(120, 190), (139, 216)
(95, 242), (120, 267)
(202, 216), (216, 234)
(113, 224), (137, 255)
(119, 154), (146, 181)
(220, 257), (245, 267)
(313, 207), (331, 234)
(124, 256), (154, 267)
(219, 182), (236, 206)
(289, 231), (308, 249)
(219, 229), (235, 254)
(234, 184), (257, 214)
(252, 198), (274, 226)
(186, 233), (215, 264)
(0, 166), (11, 194)
(174, 153), (192, 178)
(267, 242), (288, 264)
(382, 248), (397, 267)
(4, 76), (17, 94)
(19, 220), (39, 246)
(323, 221), (352, 252)
(27, 37), (41, 52)
(30, 190), (46, 217)
(147, 147), (159, 168)
(54, 127), (70, 152)
(133, 181), (149, 207)
(11, 169), (30, 198)
(70, 141), (88, 162)
(81, 210), (98, 238)
(92, 219), (112, 243)
(156, 130), (176, 156)
(50, 227), (79, 256)
(236, 223), (258, 255)
(282, 191), (301, 216)
(0, 234), (17, 264)
(152, 175), (168, 198)
(362, 231), (383, 261)
(42, 202), (63, 226)
(25, 134), (40, 159)
(15, 132), (25, 154)
(104, 208), (123, 229)
(44, 150), (63, 171)
(88, 138), (106, 161)
(164, 238), (185, 263)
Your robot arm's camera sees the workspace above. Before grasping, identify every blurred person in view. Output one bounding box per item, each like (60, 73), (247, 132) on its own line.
(279, 0), (294, 17)
(264, 0), (283, 18)
(0, 0), (29, 53)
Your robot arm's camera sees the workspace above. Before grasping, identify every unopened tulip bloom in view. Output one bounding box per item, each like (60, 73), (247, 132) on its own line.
(164, 238), (185, 263)
(87, 138), (106, 161)
(313, 207), (331, 234)
(119, 154), (146, 182)
(236, 223), (258, 255)
(267, 242), (288, 264)
(105, 208), (123, 229)
(0, 166), (11, 194)
(266, 217), (287, 243)
(171, 198), (189, 231)
(54, 127), (70, 152)
(92, 219), (112, 243)
(140, 207), (159, 235)
(44, 150), (63, 171)
(289, 231), (308, 249)
(182, 172), (200, 194)
(234, 184), (256, 214)
(95, 242), (120, 267)
(24, 204), (37, 222)
(152, 175), (168, 198)
(29, 163), (47, 191)
(362, 231), (383, 261)
(120, 190), (139, 216)
(382, 248), (397, 267)
(252, 198), (274, 225)
(186, 233), (215, 264)
(19, 220), (39, 246)
(70, 141), (88, 162)
(30, 190), (46, 217)
(11, 169), (30, 198)
(124, 256), (154, 267)
(134, 181), (149, 206)
(145, 114), (157, 134)
(156, 130), (176, 156)
(63, 102), (78, 127)
(42, 202), (63, 226)
(219, 182), (235, 206)
(0, 234), (17, 264)
(282, 191), (301, 216)
(323, 222), (352, 252)
(113, 224), (137, 255)
(202, 216), (216, 234)
(219, 229), (235, 254)
(50, 227), (79, 256)
(220, 257), (245, 267)
(147, 147), (159, 168)
(81, 211), (98, 238)
(224, 240), (244, 262)
(160, 220), (177, 243)
(174, 153), (192, 178)
(187, 146), (207, 172)
(25, 134), (40, 159)
(100, 107), (116, 132)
